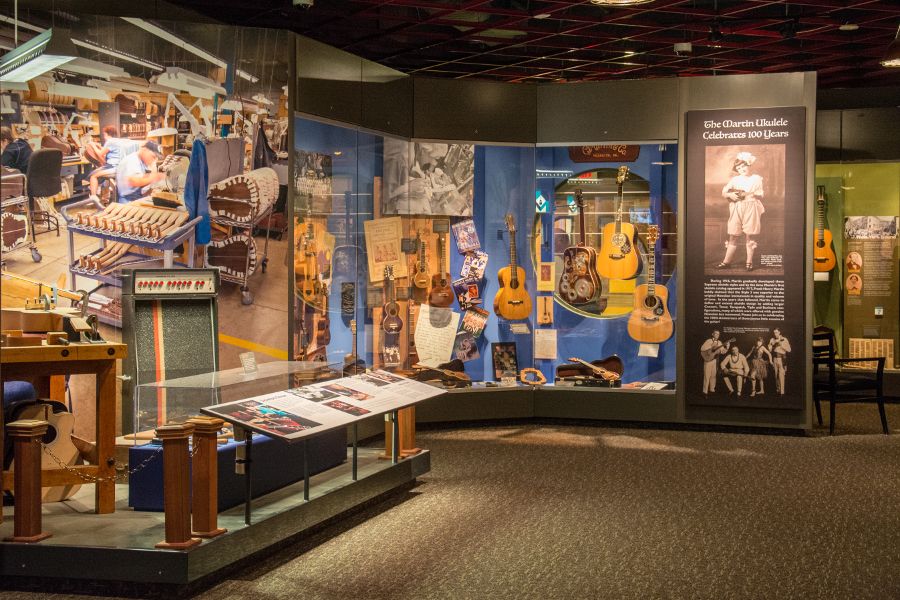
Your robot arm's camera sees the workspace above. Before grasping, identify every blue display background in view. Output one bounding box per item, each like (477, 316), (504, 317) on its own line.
(296, 115), (677, 386)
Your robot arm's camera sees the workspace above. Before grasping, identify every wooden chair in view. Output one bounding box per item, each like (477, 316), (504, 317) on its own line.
(812, 326), (887, 435)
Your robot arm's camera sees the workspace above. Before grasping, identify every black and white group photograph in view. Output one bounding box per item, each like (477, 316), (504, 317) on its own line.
(698, 327), (792, 401)
(382, 138), (475, 216)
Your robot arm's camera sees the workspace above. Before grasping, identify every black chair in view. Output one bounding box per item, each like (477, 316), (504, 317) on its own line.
(812, 326), (887, 435)
(26, 148), (63, 237)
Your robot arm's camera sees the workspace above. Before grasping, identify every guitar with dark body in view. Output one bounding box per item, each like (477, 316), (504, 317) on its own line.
(558, 188), (602, 305)
(381, 266), (403, 366)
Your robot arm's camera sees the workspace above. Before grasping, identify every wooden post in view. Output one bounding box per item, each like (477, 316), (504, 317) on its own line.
(383, 407), (421, 459)
(4, 419), (52, 543)
(187, 416), (226, 539)
(154, 423), (200, 550)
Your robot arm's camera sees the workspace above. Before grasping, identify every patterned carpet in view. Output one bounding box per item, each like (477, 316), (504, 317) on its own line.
(3, 403), (899, 600)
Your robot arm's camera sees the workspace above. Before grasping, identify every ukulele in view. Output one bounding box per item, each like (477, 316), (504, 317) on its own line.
(700, 337), (736, 362)
(413, 231), (430, 289)
(493, 213), (533, 320)
(627, 225), (674, 343)
(297, 207), (319, 302)
(598, 166), (642, 280)
(381, 266), (402, 367)
(566, 357), (621, 382)
(813, 185), (836, 272)
(428, 231), (453, 307)
(558, 188), (602, 305)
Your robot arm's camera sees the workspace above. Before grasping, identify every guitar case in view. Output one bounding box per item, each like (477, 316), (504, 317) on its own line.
(556, 355), (624, 386)
(3, 399), (83, 502)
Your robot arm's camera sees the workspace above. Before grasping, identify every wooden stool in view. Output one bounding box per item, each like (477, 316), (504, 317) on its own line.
(4, 419), (52, 543)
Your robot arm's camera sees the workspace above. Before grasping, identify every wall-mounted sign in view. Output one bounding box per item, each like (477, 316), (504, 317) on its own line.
(568, 145), (640, 163)
(684, 107), (806, 411)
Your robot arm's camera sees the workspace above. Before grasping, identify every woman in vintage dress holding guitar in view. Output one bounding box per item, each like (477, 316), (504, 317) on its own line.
(717, 151), (765, 271)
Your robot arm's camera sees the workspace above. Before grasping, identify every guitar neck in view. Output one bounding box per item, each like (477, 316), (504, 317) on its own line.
(438, 234), (446, 276)
(647, 252), (656, 297)
(576, 190), (587, 245)
(509, 228), (518, 285)
(615, 183), (624, 229)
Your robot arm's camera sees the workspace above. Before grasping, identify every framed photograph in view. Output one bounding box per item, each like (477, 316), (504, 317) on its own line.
(491, 342), (518, 381)
(452, 218), (481, 253)
(536, 262), (556, 291)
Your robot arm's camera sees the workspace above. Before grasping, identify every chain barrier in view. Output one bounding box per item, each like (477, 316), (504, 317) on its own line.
(37, 437), (203, 484)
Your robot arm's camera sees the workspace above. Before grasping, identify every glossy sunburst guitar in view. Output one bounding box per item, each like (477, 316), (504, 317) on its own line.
(627, 225), (673, 344)
(558, 188), (601, 305)
(813, 185), (836, 272)
(494, 214), (532, 320)
(598, 165), (642, 280)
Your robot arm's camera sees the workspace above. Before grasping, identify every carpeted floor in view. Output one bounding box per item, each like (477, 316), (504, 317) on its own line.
(3, 403), (899, 600)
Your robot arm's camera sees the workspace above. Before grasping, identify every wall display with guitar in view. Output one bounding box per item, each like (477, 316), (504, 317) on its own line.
(380, 266), (403, 367)
(597, 166), (642, 281)
(627, 225), (673, 344)
(493, 214), (533, 321)
(428, 231), (454, 308)
(558, 188), (602, 306)
(812, 185), (836, 273)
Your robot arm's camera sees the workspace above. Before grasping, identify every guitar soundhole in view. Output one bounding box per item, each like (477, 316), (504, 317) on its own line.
(816, 240), (824, 248)
(42, 425), (58, 445)
(510, 280), (519, 290)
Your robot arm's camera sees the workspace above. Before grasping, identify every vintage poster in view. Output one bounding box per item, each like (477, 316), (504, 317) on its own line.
(382, 138), (475, 216)
(685, 107), (806, 410)
(363, 216), (408, 283)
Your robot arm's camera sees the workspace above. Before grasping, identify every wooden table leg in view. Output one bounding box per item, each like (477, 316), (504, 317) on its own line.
(95, 360), (116, 513)
(187, 416), (226, 539)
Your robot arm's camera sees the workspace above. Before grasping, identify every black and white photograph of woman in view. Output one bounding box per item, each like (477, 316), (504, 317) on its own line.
(704, 144), (785, 276)
(768, 328), (792, 395)
(748, 337), (773, 397)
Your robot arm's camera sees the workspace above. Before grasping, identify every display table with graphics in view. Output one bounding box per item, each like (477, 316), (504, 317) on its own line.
(1, 341), (127, 520)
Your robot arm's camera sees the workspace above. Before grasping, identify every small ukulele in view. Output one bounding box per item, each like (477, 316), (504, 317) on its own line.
(493, 214), (533, 320)
(627, 225), (673, 343)
(567, 357), (621, 382)
(598, 166), (642, 280)
(413, 230), (430, 289)
(381, 266), (402, 366)
(813, 185), (836, 272)
(428, 231), (453, 307)
(559, 188), (602, 305)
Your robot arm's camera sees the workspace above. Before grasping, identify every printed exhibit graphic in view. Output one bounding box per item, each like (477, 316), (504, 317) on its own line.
(685, 107), (806, 410)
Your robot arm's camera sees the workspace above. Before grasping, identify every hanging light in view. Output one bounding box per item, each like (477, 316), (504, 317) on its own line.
(0, 29), (78, 83)
(881, 25), (900, 68)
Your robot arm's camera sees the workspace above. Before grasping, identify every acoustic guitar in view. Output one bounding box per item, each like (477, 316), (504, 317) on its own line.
(700, 337), (735, 362)
(412, 231), (430, 289)
(493, 214), (533, 320)
(428, 232), (453, 308)
(296, 208), (320, 302)
(565, 357), (622, 382)
(627, 225), (673, 344)
(558, 188), (602, 305)
(813, 185), (836, 272)
(598, 166), (642, 280)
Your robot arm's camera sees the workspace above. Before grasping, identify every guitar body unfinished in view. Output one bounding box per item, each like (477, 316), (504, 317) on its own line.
(494, 265), (532, 320)
(598, 221), (642, 280)
(813, 229), (836, 272)
(627, 284), (673, 343)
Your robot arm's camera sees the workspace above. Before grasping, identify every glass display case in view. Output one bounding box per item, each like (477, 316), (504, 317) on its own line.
(292, 113), (678, 392)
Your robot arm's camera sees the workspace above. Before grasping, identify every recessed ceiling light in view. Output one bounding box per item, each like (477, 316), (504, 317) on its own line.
(882, 25), (900, 67)
(589, 0), (654, 5)
(838, 23), (859, 32)
(534, 13), (551, 19)
(623, 50), (636, 56)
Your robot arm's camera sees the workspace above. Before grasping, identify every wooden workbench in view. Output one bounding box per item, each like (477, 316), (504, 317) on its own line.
(1, 341), (127, 519)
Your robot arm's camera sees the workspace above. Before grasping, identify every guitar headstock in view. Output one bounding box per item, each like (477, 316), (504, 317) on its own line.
(387, 265), (394, 282)
(350, 319), (357, 335)
(647, 224), (659, 246)
(816, 185), (826, 203)
(616, 165), (630, 185)
(574, 188), (584, 208)
(505, 213), (517, 234)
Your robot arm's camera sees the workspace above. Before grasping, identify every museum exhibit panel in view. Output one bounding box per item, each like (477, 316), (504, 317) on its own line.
(3, 3), (872, 591)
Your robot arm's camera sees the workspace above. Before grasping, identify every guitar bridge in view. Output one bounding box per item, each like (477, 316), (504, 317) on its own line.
(608, 253), (624, 260)
(641, 316), (660, 323)
(508, 300), (524, 305)
(814, 257), (827, 262)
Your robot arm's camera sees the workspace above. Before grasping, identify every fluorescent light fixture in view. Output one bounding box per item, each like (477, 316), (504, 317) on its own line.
(48, 81), (110, 101)
(152, 67), (226, 100)
(881, 25), (900, 68)
(220, 99), (245, 111)
(73, 39), (163, 72)
(58, 57), (128, 80)
(838, 23), (859, 32)
(589, 0), (654, 5)
(1, 81), (29, 91)
(236, 69), (258, 83)
(121, 18), (227, 68)
(0, 28), (78, 83)
(147, 126), (178, 137)
(0, 15), (46, 33)
(252, 93), (273, 106)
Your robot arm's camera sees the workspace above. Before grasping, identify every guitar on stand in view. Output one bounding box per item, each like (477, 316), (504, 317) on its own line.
(627, 225), (673, 343)
(493, 214), (532, 320)
(558, 188), (602, 305)
(598, 166), (642, 280)
(381, 266), (402, 367)
(813, 185), (836, 272)
(428, 231), (453, 308)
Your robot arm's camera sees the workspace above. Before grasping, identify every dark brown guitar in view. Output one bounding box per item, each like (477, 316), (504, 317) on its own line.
(559, 188), (602, 305)
(381, 266), (402, 334)
(428, 231), (453, 308)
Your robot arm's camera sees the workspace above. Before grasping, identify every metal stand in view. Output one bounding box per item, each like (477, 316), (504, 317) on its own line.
(238, 429), (253, 526)
(391, 410), (399, 464)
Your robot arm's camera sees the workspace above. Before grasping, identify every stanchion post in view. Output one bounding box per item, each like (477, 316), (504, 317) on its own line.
(187, 416), (226, 539)
(3, 419), (52, 543)
(155, 422), (200, 550)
